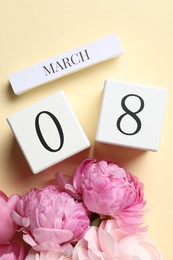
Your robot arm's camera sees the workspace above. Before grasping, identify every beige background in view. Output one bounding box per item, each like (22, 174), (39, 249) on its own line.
(0, 1), (172, 259)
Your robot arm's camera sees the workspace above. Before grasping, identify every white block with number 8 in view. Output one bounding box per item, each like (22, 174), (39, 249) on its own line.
(96, 80), (168, 151)
(7, 91), (90, 173)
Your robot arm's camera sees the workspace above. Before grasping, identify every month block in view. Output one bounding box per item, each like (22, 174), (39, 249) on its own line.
(96, 80), (168, 151)
(9, 34), (123, 95)
(7, 91), (90, 173)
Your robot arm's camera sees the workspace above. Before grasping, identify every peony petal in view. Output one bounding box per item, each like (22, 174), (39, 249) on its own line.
(0, 253), (15, 260)
(33, 228), (73, 245)
(23, 233), (38, 247)
(0, 191), (8, 203)
(84, 227), (100, 251)
(83, 190), (104, 213)
(15, 199), (25, 216)
(7, 194), (20, 209)
(11, 210), (25, 227)
(33, 241), (64, 253)
(119, 234), (163, 260)
(73, 159), (94, 192)
(88, 248), (104, 260)
(65, 184), (82, 200)
(118, 253), (136, 260)
(25, 248), (72, 260)
(73, 239), (89, 260)
(25, 249), (38, 260)
(56, 172), (73, 190)
(61, 243), (74, 256)
(98, 225), (120, 258)
(0, 242), (25, 260)
(22, 217), (30, 227)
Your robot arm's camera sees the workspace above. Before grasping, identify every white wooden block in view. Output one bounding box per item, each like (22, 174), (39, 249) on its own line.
(96, 80), (168, 151)
(9, 34), (123, 95)
(7, 91), (90, 173)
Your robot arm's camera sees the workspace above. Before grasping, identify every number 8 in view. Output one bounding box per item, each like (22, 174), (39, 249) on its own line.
(116, 94), (145, 135)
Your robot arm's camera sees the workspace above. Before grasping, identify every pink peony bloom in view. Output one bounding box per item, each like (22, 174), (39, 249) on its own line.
(72, 219), (163, 260)
(11, 185), (90, 255)
(0, 242), (25, 260)
(0, 191), (19, 244)
(73, 159), (146, 233)
(25, 249), (72, 260)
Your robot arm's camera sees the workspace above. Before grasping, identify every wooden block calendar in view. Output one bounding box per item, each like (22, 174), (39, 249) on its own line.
(96, 80), (168, 151)
(7, 91), (90, 174)
(9, 34), (123, 95)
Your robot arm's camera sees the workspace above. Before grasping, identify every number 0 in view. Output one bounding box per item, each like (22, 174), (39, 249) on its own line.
(35, 111), (64, 152)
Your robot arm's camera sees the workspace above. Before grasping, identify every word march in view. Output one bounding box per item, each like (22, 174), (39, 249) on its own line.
(8, 34), (123, 94)
(43, 49), (90, 76)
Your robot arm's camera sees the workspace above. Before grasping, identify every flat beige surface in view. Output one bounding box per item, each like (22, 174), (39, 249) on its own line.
(0, 1), (172, 259)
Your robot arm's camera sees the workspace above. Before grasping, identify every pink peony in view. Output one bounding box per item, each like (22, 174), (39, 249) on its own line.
(0, 242), (25, 260)
(11, 185), (90, 255)
(25, 249), (72, 260)
(0, 191), (19, 244)
(73, 159), (146, 233)
(72, 219), (163, 260)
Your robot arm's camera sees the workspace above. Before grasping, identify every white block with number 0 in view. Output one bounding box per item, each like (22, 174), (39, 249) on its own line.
(7, 91), (90, 173)
(96, 80), (168, 151)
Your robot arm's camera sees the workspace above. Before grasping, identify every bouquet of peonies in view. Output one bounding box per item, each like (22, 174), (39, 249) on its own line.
(0, 159), (163, 259)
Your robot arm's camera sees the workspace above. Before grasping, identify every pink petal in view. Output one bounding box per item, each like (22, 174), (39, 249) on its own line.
(33, 228), (73, 245)
(56, 172), (73, 190)
(23, 233), (37, 247)
(0, 253), (15, 260)
(84, 227), (100, 250)
(0, 191), (8, 202)
(7, 194), (20, 209)
(22, 217), (30, 227)
(98, 226), (120, 258)
(11, 211), (24, 226)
